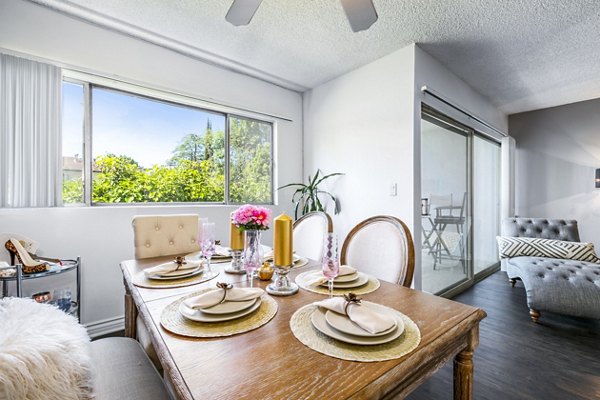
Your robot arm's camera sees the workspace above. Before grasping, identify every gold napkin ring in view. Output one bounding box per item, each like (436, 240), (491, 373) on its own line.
(216, 282), (233, 304)
(343, 292), (362, 315)
(174, 256), (187, 271)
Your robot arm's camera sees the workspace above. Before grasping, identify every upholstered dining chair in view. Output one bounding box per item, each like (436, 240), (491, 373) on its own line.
(341, 215), (415, 287)
(130, 214), (200, 372)
(293, 211), (333, 261)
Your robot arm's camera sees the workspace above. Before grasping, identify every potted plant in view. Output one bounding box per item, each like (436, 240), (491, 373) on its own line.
(278, 169), (343, 219)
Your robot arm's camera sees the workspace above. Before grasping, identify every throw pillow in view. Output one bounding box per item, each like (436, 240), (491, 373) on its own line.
(496, 236), (600, 263)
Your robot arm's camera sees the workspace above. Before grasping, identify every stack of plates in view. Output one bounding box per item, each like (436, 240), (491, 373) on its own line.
(179, 297), (262, 322)
(318, 271), (369, 289)
(311, 302), (405, 345)
(146, 265), (204, 281)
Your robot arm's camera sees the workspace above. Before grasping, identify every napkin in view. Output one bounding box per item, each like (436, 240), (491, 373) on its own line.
(184, 287), (265, 310)
(212, 245), (232, 258)
(305, 265), (358, 286)
(144, 259), (201, 277)
(315, 297), (396, 334)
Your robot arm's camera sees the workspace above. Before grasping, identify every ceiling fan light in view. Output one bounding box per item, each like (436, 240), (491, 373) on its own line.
(340, 0), (378, 32)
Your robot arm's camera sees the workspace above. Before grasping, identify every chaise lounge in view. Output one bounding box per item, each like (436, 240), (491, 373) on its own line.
(500, 218), (600, 322)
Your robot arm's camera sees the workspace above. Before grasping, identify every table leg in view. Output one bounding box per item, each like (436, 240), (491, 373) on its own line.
(124, 280), (138, 339)
(453, 326), (479, 400)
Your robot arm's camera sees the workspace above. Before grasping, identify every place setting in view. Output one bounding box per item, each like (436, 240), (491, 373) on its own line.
(290, 293), (421, 362)
(295, 234), (380, 296)
(132, 256), (220, 289)
(160, 282), (278, 338)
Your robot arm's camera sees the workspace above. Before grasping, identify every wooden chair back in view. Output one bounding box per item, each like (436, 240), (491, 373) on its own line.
(292, 211), (333, 261)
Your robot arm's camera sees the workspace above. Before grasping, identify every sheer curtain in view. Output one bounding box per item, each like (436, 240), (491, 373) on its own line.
(0, 53), (62, 207)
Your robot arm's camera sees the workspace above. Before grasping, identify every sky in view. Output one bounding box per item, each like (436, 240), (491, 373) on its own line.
(62, 82), (226, 168)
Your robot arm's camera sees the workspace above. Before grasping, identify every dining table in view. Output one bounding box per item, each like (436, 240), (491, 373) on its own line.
(120, 256), (486, 400)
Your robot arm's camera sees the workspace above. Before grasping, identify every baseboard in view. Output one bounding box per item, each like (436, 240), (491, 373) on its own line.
(85, 315), (124, 338)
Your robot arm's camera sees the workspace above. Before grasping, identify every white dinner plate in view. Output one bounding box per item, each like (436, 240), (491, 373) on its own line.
(333, 272), (359, 283)
(325, 308), (399, 338)
(200, 298), (258, 315)
(311, 305), (404, 345)
(179, 297), (262, 322)
(319, 272), (369, 288)
(147, 268), (204, 280)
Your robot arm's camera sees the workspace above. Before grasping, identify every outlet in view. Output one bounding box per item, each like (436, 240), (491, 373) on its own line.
(390, 183), (397, 197)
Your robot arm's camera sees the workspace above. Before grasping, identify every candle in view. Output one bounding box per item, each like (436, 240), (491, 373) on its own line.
(274, 214), (293, 266)
(229, 213), (244, 250)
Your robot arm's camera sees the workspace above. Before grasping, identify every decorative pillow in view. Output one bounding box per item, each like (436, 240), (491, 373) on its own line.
(496, 236), (600, 263)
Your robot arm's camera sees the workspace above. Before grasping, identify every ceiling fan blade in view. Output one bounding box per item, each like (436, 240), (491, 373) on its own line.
(340, 0), (378, 32)
(226, 0), (263, 26)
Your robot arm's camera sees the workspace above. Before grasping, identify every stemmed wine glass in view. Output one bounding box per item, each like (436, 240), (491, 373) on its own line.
(196, 217), (209, 262)
(201, 222), (216, 276)
(321, 233), (339, 298)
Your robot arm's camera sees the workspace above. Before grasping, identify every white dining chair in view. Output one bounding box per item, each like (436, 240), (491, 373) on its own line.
(130, 214), (201, 372)
(341, 215), (415, 287)
(293, 211), (333, 261)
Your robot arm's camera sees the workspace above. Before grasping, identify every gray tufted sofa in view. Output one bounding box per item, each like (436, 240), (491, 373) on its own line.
(502, 218), (600, 322)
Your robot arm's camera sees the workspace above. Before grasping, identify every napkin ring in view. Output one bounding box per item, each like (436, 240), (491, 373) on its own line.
(216, 282), (233, 304)
(174, 256), (187, 271)
(343, 293), (362, 315)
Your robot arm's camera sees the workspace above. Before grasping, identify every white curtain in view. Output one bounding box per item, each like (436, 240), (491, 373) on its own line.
(0, 53), (62, 207)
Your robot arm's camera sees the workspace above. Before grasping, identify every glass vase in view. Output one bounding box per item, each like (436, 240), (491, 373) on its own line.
(243, 230), (263, 288)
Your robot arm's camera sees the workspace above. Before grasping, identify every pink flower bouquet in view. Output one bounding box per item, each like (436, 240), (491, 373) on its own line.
(231, 204), (272, 231)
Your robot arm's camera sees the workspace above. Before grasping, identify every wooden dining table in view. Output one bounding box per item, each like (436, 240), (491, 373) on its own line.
(120, 256), (486, 400)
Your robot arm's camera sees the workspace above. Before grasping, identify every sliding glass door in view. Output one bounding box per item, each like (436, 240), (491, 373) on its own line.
(421, 107), (501, 295)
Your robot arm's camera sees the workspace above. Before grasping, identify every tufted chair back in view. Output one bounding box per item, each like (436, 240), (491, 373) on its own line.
(341, 216), (415, 287)
(132, 215), (200, 259)
(501, 218), (580, 242)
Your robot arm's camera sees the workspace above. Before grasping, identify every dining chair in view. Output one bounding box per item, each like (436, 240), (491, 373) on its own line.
(293, 211), (333, 261)
(130, 214), (201, 372)
(341, 215), (415, 287)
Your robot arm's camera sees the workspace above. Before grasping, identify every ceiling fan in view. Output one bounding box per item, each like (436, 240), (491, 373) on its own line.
(225, 0), (378, 32)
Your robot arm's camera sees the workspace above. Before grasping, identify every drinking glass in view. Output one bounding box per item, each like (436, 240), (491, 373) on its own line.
(196, 217), (209, 261)
(321, 233), (339, 298)
(201, 222), (216, 275)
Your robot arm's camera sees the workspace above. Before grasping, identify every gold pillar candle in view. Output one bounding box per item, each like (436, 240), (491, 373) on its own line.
(229, 214), (244, 250)
(273, 214), (293, 266)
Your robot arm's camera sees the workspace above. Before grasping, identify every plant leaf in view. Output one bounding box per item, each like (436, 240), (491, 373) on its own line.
(314, 172), (344, 187)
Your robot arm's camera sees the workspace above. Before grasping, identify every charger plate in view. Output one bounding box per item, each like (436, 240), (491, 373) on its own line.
(161, 289), (278, 338)
(290, 303), (420, 362)
(132, 269), (219, 289)
(295, 270), (380, 296)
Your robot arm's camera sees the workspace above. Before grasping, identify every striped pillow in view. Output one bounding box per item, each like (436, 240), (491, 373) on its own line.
(496, 236), (600, 263)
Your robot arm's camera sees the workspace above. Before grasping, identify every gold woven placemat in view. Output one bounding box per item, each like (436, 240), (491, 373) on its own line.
(160, 290), (278, 338)
(132, 270), (220, 289)
(295, 270), (380, 296)
(290, 303), (421, 362)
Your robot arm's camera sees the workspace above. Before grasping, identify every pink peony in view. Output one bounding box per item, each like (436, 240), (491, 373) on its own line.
(232, 204), (272, 231)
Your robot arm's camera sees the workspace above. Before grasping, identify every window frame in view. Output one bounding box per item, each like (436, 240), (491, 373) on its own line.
(62, 70), (275, 207)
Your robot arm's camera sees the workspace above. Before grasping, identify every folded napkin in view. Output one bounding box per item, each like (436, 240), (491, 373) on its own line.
(213, 245), (232, 258)
(184, 287), (265, 310)
(305, 265), (358, 286)
(144, 259), (201, 277)
(315, 297), (396, 334)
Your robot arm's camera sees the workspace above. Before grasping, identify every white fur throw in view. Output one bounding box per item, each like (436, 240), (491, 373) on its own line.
(0, 298), (94, 400)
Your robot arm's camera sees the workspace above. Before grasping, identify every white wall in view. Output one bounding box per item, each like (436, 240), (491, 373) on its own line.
(510, 98), (600, 247)
(303, 44), (417, 243)
(0, 0), (303, 334)
(303, 44), (506, 290)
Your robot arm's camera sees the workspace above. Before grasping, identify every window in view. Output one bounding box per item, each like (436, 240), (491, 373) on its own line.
(61, 77), (274, 205)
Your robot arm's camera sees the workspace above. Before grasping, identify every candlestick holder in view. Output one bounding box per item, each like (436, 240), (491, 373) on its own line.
(224, 250), (245, 274)
(266, 264), (298, 296)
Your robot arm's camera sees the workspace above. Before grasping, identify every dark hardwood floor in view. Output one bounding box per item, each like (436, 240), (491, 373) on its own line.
(408, 270), (600, 400)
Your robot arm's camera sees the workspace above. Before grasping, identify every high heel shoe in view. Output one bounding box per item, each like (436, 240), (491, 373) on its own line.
(5, 239), (48, 274)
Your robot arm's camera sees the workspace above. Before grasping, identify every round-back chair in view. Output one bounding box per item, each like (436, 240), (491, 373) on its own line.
(341, 215), (415, 287)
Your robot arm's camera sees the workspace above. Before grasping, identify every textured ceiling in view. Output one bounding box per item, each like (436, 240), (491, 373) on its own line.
(34, 0), (600, 114)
